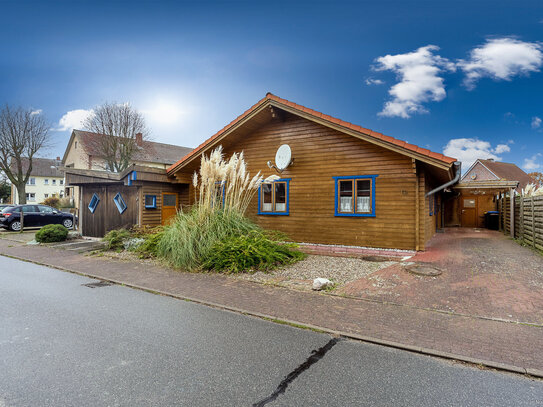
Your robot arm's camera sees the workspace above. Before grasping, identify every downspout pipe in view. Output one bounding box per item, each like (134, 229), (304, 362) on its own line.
(425, 161), (461, 197)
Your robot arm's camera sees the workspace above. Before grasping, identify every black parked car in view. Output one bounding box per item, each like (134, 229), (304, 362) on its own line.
(0, 204), (75, 231)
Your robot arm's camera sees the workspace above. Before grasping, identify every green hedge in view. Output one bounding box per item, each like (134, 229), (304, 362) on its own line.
(35, 224), (68, 243)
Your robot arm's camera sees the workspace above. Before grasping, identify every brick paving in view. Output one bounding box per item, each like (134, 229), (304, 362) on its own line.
(341, 228), (543, 325)
(1, 237), (542, 375)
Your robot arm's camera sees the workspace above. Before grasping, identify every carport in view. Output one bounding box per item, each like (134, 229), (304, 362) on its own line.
(450, 180), (518, 233)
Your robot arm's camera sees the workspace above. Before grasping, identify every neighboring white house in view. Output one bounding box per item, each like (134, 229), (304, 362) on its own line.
(11, 157), (65, 204)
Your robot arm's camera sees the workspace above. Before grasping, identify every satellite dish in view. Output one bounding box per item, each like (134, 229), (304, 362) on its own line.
(275, 144), (292, 171)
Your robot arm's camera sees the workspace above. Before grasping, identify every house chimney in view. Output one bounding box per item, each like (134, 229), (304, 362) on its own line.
(136, 132), (143, 147)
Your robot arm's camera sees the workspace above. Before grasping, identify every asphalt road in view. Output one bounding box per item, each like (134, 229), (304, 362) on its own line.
(1, 256), (542, 406)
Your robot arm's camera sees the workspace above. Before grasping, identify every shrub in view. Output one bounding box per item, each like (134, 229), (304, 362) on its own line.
(35, 224), (68, 243)
(157, 208), (260, 270)
(102, 228), (131, 251)
(41, 196), (60, 209)
(202, 231), (305, 273)
(58, 197), (74, 208)
(134, 231), (164, 258)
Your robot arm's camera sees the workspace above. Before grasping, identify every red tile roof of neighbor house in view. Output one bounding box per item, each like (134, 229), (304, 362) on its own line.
(73, 130), (193, 165)
(479, 159), (535, 190)
(167, 93), (457, 174)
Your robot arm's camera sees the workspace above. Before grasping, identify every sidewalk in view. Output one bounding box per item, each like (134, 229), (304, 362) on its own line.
(1, 238), (542, 377)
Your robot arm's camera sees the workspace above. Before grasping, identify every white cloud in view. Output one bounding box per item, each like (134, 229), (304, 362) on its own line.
(365, 78), (384, 86)
(523, 153), (542, 171)
(493, 143), (511, 154)
(532, 116), (542, 129)
(458, 38), (543, 90)
(30, 109), (42, 116)
(443, 138), (512, 169)
(373, 45), (455, 118)
(56, 109), (94, 131)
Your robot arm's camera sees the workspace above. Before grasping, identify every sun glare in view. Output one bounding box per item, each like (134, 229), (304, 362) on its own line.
(145, 101), (185, 125)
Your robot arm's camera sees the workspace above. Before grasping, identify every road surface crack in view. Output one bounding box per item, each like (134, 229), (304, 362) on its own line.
(253, 337), (341, 406)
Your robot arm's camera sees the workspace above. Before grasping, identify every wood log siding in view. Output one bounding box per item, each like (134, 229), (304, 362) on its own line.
(140, 183), (188, 227)
(178, 115), (442, 250)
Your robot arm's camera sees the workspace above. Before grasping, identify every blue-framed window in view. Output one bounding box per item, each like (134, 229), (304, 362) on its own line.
(333, 175), (378, 217)
(113, 192), (127, 214)
(213, 181), (226, 208)
(258, 178), (290, 215)
(144, 195), (157, 209)
(88, 193), (100, 213)
(127, 171), (137, 186)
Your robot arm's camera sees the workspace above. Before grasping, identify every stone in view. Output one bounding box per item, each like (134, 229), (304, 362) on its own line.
(312, 278), (332, 290)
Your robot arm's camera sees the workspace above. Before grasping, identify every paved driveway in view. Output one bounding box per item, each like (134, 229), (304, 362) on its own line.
(341, 228), (543, 325)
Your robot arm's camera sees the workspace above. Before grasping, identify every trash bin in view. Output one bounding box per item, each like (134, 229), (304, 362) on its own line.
(484, 211), (499, 230)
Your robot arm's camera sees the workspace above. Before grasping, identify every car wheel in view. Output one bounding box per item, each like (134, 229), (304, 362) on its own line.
(62, 218), (73, 229)
(9, 221), (21, 231)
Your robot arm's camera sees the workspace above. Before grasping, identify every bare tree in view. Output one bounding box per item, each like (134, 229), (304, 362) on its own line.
(0, 106), (50, 204)
(83, 102), (149, 172)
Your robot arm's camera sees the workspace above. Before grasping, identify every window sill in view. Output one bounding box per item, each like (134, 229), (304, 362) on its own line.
(334, 213), (375, 217)
(258, 212), (289, 216)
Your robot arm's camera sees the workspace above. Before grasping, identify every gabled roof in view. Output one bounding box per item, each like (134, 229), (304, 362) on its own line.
(10, 157), (63, 178)
(477, 159), (535, 190)
(167, 93), (456, 175)
(62, 130), (193, 166)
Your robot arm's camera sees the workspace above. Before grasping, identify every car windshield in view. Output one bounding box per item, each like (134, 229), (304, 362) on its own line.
(1, 206), (15, 213)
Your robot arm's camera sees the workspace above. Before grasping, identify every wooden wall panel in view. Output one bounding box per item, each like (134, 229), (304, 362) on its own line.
(140, 183), (187, 227)
(81, 185), (138, 237)
(179, 115), (429, 250)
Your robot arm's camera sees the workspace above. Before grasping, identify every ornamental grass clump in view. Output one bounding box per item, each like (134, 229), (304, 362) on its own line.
(157, 146), (292, 271)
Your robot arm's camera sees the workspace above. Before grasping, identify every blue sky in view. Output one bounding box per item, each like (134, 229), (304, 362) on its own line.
(1, 0), (542, 172)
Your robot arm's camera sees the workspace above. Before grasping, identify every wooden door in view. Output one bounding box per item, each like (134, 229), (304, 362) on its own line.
(461, 197), (477, 227)
(161, 193), (178, 225)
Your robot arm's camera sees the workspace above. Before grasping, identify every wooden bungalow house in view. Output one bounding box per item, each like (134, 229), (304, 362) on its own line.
(167, 93), (459, 251)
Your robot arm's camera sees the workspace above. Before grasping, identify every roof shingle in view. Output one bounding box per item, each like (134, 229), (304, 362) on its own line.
(74, 130), (192, 165)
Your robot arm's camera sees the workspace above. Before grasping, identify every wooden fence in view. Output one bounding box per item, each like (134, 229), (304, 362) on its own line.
(498, 195), (543, 250)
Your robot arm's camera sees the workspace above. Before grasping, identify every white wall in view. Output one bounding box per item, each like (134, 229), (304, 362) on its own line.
(12, 175), (65, 204)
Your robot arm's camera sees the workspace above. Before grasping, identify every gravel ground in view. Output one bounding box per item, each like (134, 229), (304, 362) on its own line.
(96, 250), (397, 292)
(235, 255), (397, 291)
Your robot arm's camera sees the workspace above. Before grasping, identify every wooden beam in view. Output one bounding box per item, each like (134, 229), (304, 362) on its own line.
(510, 188), (515, 238)
(415, 159), (420, 251)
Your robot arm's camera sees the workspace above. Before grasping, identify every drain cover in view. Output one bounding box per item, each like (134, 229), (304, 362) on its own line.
(404, 264), (442, 276)
(83, 280), (112, 288)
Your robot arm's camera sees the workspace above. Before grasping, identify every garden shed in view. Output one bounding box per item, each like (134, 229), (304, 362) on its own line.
(65, 165), (186, 237)
(167, 93), (459, 251)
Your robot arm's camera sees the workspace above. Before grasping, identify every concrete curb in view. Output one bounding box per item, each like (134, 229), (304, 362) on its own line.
(2, 251), (542, 379)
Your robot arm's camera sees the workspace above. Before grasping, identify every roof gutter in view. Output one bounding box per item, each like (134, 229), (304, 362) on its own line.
(426, 161), (461, 197)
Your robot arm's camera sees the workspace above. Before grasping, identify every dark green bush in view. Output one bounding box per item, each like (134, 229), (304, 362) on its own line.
(102, 229), (131, 250)
(35, 224), (68, 243)
(202, 231), (306, 273)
